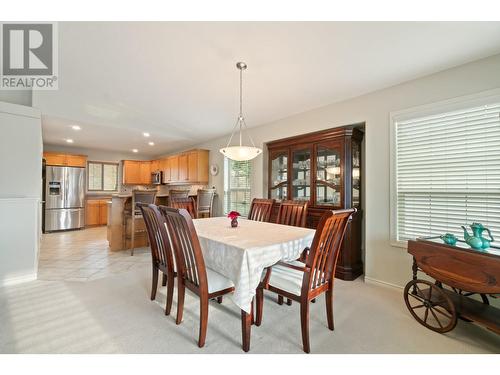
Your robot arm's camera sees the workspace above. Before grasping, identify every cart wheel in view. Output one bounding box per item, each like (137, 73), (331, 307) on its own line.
(404, 279), (457, 333)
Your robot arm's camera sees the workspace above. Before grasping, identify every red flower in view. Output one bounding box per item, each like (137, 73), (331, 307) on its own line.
(227, 211), (241, 220)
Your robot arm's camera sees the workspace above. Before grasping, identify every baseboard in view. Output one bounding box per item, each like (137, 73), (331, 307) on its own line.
(364, 276), (403, 290)
(1, 272), (37, 287)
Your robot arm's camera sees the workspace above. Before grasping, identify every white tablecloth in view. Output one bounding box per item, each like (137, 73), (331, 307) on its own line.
(193, 217), (315, 313)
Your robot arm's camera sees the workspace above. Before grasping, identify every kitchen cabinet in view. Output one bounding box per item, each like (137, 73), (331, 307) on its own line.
(43, 152), (87, 167)
(150, 159), (160, 172)
(160, 158), (170, 183)
(267, 126), (364, 280)
(168, 155), (179, 183)
(85, 200), (108, 226)
(122, 160), (151, 185)
(179, 153), (188, 181)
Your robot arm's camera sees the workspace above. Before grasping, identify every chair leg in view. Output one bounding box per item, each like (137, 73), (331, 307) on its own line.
(325, 289), (334, 330)
(255, 288), (263, 326)
(300, 300), (311, 353)
(150, 266), (158, 300)
(278, 295), (284, 305)
(165, 273), (175, 316)
(176, 279), (185, 325)
(130, 217), (135, 256)
(286, 298), (292, 306)
(198, 297), (209, 348)
(216, 296), (223, 304)
(162, 273), (167, 286)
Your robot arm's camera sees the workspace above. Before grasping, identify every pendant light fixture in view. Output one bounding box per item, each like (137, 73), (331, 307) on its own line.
(219, 62), (262, 161)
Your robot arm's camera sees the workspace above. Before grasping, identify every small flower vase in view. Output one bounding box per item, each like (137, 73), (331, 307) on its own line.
(231, 217), (238, 228)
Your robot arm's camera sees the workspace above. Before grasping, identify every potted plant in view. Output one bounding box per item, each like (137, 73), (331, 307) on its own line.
(228, 211), (241, 228)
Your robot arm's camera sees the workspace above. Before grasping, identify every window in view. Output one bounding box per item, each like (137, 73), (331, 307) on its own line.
(224, 157), (251, 216)
(391, 94), (500, 244)
(87, 161), (119, 191)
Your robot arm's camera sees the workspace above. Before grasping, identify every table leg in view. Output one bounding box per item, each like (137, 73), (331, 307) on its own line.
(241, 308), (252, 352)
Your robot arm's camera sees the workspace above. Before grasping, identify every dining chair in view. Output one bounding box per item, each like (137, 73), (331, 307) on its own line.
(275, 200), (309, 305)
(168, 189), (190, 202)
(255, 208), (356, 353)
(276, 200), (308, 227)
(196, 188), (216, 218)
(123, 189), (157, 256)
(248, 198), (275, 222)
(170, 197), (197, 219)
(159, 206), (235, 348)
(138, 203), (176, 316)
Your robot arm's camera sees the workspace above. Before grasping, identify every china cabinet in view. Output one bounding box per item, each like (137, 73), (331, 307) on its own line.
(267, 125), (364, 280)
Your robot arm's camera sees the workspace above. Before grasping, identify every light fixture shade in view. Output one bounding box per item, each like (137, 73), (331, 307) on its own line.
(219, 146), (262, 161)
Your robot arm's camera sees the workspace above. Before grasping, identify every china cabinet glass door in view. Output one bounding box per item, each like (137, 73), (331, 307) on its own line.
(291, 148), (311, 202)
(352, 139), (361, 208)
(315, 142), (342, 207)
(269, 151), (288, 201)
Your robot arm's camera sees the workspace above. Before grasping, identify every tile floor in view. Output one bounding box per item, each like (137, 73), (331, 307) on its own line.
(38, 226), (150, 282)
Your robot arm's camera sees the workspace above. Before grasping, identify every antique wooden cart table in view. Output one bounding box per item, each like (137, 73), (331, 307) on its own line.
(404, 238), (500, 334)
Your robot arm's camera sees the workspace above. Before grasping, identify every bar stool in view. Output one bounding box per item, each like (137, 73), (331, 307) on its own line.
(168, 189), (190, 205)
(123, 190), (157, 256)
(196, 188), (216, 218)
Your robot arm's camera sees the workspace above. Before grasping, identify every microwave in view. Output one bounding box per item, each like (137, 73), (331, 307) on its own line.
(151, 171), (163, 185)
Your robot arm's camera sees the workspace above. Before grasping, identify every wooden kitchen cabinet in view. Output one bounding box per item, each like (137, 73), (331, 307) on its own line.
(86, 199), (109, 226)
(140, 161), (151, 184)
(43, 152), (87, 167)
(168, 155), (179, 183)
(150, 159), (160, 172)
(178, 153), (188, 181)
(160, 157), (170, 183)
(122, 160), (151, 185)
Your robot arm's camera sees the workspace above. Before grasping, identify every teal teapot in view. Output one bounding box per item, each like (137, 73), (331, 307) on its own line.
(461, 222), (494, 250)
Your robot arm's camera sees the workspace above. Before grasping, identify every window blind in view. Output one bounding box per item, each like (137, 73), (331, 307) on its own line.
(224, 157), (251, 216)
(395, 102), (500, 241)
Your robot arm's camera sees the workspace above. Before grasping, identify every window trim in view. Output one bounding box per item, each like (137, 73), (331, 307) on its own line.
(223, 157), (252, 216)
(389, 88), (500, 249)
(87, 161), (119, 192)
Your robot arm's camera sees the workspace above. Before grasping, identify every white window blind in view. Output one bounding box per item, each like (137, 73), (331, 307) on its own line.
(224, 157), (251, 216)
(394, 102), (500, 242)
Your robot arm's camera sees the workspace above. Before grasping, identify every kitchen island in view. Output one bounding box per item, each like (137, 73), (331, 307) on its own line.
(106, 193), (197, 251)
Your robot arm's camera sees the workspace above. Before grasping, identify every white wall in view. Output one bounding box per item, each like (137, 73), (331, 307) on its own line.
(192, 53), (500, 288)
(0, 101), (42, 285)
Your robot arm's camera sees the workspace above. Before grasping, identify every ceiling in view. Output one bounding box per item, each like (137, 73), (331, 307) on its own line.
(37, 22), (500, 156)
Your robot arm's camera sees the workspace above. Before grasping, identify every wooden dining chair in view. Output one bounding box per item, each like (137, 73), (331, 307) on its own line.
(248, 198), (275, 222)
(137, 203), (176, 316)
(255, 208), (356, 353)
(159, 206), (235, 348)
(170, 197), (197, 219)
(196, 188), (216, 218)
(276, 200), (308, 227)
(275, 200), (309, 305)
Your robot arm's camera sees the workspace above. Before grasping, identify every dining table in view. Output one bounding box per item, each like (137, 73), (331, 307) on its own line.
(192, 216), (316, 352)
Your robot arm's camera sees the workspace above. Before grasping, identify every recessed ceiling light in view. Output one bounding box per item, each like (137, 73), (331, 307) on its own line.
(148, 142), (155, 146)
(132, 149), (138, 153)
(71, 125), (81, 131)
(143, 132), (150, 137)
(66, 139), (74, 143)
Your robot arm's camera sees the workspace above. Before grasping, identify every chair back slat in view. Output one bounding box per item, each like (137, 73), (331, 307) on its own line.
(248, 198), (275, 222)
(276, 200), (308, 227)
(138, 203), (175, 274)
(303, 209), (356, 292)
(159, 206), (208, 292)
(170, 197), (197, 219)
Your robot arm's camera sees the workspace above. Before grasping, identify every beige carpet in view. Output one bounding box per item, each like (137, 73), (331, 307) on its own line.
(0, 264), (499, 354)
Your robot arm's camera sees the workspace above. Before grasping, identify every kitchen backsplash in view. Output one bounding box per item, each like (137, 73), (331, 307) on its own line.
(120, 184), (209, 196)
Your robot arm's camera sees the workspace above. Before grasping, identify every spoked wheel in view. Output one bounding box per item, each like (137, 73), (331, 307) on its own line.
(404, 279), (457, 333)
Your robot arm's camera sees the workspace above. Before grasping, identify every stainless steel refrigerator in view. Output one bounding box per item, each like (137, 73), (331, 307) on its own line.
(44, 166), (85, 232)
